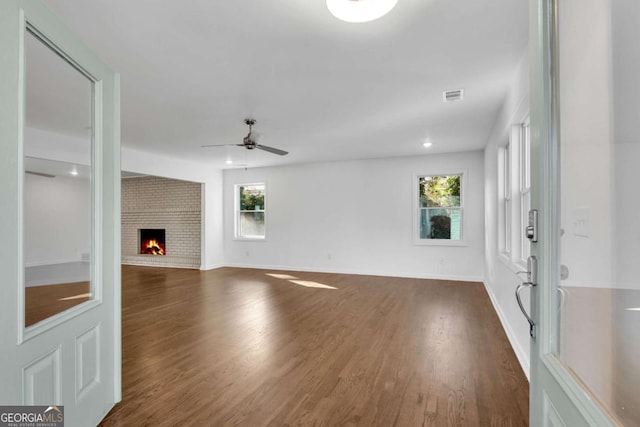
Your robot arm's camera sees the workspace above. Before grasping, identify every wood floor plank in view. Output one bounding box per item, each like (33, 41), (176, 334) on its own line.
(25, 281), (90, 326)
(98, 266), (529, 426)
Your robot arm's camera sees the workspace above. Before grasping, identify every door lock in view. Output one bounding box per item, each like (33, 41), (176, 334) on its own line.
(526, 209), (538, 242)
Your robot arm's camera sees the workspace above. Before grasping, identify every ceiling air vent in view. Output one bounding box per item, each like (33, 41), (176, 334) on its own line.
(443, 89), (464, 102)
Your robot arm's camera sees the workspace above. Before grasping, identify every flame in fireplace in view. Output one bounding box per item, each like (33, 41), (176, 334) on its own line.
(142, 239), (165, 255)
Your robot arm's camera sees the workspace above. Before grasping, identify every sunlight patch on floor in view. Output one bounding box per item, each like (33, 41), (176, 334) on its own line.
(266, 273), (337, 290)
(289, 280), (337, 290)
(58, 293), (91, 301)
(266, 273), (299, 280)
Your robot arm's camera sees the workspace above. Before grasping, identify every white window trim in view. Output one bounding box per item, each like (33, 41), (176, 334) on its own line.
(499, 143), (512, 258)
(412, 171), (468, 247)
(519, 120), (531, 265)
(234, 182), (267, 241)
(498, 116), (530, 270)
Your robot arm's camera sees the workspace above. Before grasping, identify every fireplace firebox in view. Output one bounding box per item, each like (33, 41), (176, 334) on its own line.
(140, 229), (166, 255)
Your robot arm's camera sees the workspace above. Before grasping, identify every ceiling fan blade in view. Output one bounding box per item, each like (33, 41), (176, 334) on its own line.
(200, 143), (236, 148)
(256, 144), (288, 156)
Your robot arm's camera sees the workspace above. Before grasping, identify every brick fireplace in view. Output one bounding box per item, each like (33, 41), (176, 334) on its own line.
(121, 176), (201, 268)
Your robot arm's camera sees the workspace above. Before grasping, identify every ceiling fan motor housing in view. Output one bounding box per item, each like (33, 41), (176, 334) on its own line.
(243, 134), (256, 148)
(243, 118), (257, 148)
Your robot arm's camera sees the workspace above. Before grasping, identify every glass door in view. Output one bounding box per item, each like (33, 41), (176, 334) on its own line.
(529, 0), (639, 425)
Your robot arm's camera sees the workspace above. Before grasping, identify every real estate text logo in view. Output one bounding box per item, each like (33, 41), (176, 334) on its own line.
(0, 405), (64, 427)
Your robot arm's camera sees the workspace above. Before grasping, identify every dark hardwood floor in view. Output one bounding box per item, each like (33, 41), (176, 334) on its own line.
(100, 266), (528, 426)
(25, 281), (90, 327)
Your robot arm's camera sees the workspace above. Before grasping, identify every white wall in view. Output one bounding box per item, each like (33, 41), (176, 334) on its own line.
(202, 177), (224, 270)
(25, 127), (91, 165)
(25, 173), (91, 266)
(224, 152), (485, 281)
(25, 128), (92, 267)
(483, 49), (531, 378)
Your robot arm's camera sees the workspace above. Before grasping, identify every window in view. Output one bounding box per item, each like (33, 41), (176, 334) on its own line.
(499, 118), (530, 266)
(236, 183), (266, 239)
(417, 174), (462, 241)
(519, 121), (531, 262)
(501, 143), (512, 255)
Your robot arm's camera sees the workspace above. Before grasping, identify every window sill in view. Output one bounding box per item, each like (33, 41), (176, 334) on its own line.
(233, 237), (266, 242)
(413, 239), (469, 247)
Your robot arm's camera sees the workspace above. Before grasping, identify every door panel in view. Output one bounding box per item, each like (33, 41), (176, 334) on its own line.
(530, 0), (639, 425)
(23, 348), (62, 405)
(0, 1), (120, 426)
(543, 392), (567, 427)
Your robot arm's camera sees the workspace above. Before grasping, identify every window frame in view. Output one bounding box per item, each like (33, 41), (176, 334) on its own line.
(519, 120), (531, 264)
(500, 143), (512, 257)
(413, 171), (467, 246)
(234, 182), (267, 241)
(498, 116), (531, 269)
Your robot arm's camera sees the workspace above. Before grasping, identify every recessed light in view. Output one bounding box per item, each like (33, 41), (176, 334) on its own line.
(626, 307), (640, 311)
(70, 167), (79, 176)
(423, 141), (433, 148)
(225, 159), (233, 165)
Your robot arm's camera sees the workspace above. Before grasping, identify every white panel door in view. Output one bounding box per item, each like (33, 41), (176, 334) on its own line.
(0, 1), (121, 426)
(528, 0), (639, 425)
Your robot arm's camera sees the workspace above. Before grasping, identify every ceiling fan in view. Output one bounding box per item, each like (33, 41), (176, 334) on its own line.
(201, 119), (288, 156)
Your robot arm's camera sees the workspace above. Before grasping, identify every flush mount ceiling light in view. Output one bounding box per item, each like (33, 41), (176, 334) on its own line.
(326, 0), (398, 23)
(423, 140), (433, 148)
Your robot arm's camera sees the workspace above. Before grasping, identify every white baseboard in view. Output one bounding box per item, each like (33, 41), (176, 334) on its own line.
(25, 261), (90, 287)
(222, 262), (483, 283)
(25, 259), (86, 268)
(200, 263), (224, 271)
(121, 262), (198, 270)
(483, 279), (530, 381)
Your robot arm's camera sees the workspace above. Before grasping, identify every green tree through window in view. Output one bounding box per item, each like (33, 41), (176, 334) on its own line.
(239, 186), (265, 211)
(418, 175), (461, 240)
(237, 184), (265, 238)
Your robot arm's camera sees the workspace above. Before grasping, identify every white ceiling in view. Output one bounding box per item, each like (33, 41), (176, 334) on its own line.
(34, 0), (528, 169)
